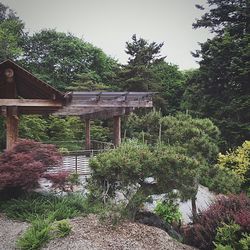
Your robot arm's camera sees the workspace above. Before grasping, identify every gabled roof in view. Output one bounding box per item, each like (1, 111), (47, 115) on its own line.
(0, 59), (65, 100)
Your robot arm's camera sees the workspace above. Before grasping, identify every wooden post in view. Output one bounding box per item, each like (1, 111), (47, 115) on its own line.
(6, 107), (19, 150)
(85, 119), (91, 150)
(113, 115), (121, 147)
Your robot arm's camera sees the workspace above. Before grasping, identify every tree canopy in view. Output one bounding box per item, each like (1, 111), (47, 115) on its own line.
(183, 0), (250, 149)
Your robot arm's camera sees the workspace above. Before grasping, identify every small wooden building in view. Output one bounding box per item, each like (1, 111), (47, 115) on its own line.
(0, 60), (154, 150)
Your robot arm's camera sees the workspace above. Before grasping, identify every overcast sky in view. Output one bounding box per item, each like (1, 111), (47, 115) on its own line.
(1, 0), (212, 70)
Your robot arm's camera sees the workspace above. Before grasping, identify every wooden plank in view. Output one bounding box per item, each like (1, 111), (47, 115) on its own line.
(0, 99), (63, 107)
(85, 119), (91, 150)
(113, 116), (121, 147)
(70, 100), (153, 108)
(6, 107), (19, 149)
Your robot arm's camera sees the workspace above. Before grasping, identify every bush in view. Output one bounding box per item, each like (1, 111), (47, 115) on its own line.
(214, 223), (250, 250)
(51, 219), (72, 238)
(0, 140), (62, 193)
(200, 165), (242, 194)
(182, 193), (250, 250)
(214, 222), (240, 249)
(89, 140), (154, 202)
(17, 219), (51, 250)
(239, 233), (250, 250)
(154, 200), (182, 225)
(17, 218), (72, 250)
(218, 140), (250, 189)
(0, 193), (87, 222)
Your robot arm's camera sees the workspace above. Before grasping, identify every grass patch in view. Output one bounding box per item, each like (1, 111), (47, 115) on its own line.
(0, 192), (106, 249)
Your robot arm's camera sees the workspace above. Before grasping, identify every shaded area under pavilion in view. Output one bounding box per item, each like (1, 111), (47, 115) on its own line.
(0, 60), (154, 150)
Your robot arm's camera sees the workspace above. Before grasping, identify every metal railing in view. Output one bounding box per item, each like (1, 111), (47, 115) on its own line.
(44, 140), (113, 176)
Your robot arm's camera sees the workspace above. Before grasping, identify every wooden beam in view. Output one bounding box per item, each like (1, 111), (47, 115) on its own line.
(85, 119), (91, 150)
(113, 116), (121, 147)
(0, 99), (63, 107)
(71, 100), (153, 108)
(6, 107), (19, 150)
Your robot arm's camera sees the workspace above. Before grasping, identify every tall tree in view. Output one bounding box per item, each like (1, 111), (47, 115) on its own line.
(183, 0), (250, 149)
(113, 35), (164, 91)
(0, 3), (25, 61)
(114, 35), (186, 114)
(22, 30), (118, 91)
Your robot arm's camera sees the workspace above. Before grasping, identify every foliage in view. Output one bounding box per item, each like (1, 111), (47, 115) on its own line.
(214, 223), (250, 250)
(182, 193), (250, 250)
(66, 71), (111, 91)
(239, 233), (250, 250)
(51, 219), (72, 238)
(127, 111), (220, 161)
(154, 200), (182, 225)
(126, 34), (165, 66)
(0, 3), (25, 61)
(21, 29), (118, 91)
(200, 165), (242, 194)
(183, 0), (250, 149)
(0, 192), (122, 249)
(151, 61), (186, 114)
(90, 140), (154, 201)
(126, 110), (244, 196)
(114, 35), (185, 114)
(17, 219), (51, 250)
(89, 140), (201, 218)
(0, 140), (62, 192)
(17, 218), (71, 250)
(217, 141), (250, 187)
(127, 111), (221, 189)
(19, 116), (49, 141)
(90, 113), (223, 220)
(214, 222), (241, 249)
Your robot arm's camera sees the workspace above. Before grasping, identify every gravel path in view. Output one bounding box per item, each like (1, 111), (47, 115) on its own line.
(0, 214), (29, 250)
(43, 215), (195, 250)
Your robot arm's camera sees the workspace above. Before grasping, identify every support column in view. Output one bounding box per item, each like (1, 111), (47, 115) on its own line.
(85, 119), (91, 150)
(113, 115), (121, 147)
(6, 107), (19, 150)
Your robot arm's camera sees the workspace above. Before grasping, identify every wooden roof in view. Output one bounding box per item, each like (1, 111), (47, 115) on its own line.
(0, 60), (64, 100)
(53, 91), (154, 119)
(0, 60), (154, 118)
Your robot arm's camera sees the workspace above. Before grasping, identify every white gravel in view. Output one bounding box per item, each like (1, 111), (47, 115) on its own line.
(0, 214), (29, 250)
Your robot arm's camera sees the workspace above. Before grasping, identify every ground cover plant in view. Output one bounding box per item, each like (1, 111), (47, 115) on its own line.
(0, 192), (106, 249)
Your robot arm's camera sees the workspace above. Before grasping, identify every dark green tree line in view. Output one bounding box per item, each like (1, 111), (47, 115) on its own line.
(183, 0), (250, 149)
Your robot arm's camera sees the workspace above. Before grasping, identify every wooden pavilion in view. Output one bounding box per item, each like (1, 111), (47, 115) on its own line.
(0, 60), (154, 150)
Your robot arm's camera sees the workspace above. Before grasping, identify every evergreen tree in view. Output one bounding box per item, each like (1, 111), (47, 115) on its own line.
(0, 3), (25, 61)
(183, 0), (250, 149)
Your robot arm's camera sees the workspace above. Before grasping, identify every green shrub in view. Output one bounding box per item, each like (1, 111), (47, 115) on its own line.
(214, 222), (240, 249)
(239, 233), (250, 250)
(218, 141), (250, 187)
(51, 219), (72, 238)
(17, 219), (51, 250)
(214, 244), (233, 250)
(154, 200), (182, 225)
(214, 223), (250, 250)
(0, 193), (88, 222)
(200, 165), (242, 194)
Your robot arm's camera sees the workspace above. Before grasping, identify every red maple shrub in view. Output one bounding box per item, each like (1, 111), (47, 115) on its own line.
(182, 193), (250, 250)
(0, 140), (62, 192)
